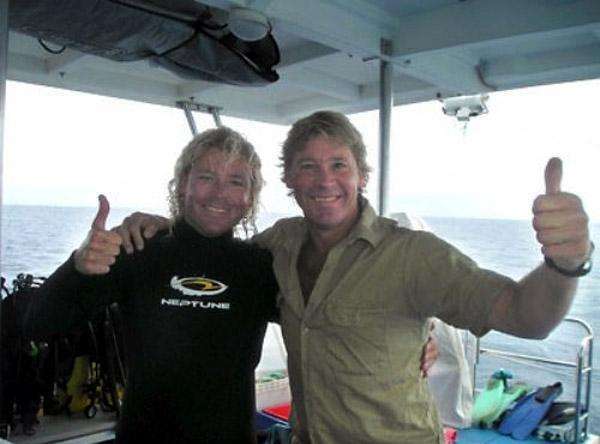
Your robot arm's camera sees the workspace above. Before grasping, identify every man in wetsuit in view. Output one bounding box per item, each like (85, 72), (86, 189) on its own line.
(25, 127), (279, 443)
(116, 110), (593, 443)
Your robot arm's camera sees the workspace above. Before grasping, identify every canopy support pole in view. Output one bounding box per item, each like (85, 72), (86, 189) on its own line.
(176, 100), (223, 136)
(378, 38), (393, 216)
(210, 107), (222, 128)
(0, 0), (9, 437)
(180, 101), (198, 137)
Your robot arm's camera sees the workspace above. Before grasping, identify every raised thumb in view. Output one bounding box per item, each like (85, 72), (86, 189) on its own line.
(92, 194), (110, 230)
(544, 157), (562, 195)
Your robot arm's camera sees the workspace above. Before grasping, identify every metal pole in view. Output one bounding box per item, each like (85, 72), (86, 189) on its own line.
(585, 336), (593, 439)
(378, 38), (393, 216)
(0, 0), (8, 437)
(210, 107), (222, 128)
(181, 102), (198, 136)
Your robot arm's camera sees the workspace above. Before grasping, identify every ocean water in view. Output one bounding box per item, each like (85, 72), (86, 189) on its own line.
(1, 206), (599, 431)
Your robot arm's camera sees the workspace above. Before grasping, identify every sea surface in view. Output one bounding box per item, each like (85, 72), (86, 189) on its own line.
(1, 205), (599, 432)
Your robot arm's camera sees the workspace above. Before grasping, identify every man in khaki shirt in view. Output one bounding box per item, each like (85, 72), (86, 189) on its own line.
(252, 199), (515, 443)
(116, 111), (592, 443)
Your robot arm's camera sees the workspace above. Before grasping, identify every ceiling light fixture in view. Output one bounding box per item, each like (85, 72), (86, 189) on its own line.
(228, 7), (271, 41)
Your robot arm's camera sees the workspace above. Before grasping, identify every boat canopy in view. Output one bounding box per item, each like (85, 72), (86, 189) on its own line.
(5, 0), (600, 125)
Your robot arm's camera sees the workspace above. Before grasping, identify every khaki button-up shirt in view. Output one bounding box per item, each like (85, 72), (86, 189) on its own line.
(255, 202), (514, 444)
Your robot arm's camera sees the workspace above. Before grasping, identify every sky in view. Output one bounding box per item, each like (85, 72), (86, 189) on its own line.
(2, 78), (600, 222)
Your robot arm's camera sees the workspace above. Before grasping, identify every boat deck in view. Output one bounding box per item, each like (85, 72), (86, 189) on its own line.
(5, 411), (115, 444)
(459, 428), (600, 443)
(1, 415), (599, 443)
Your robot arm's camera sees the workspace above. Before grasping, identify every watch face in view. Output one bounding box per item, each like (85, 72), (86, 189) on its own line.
(581, 242), (595, 273)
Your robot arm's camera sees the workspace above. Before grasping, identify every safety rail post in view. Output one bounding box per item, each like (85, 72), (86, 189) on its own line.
(473, 318), (593, 443)
(575, 348), (584, 443)
(585, 334), (594, 435)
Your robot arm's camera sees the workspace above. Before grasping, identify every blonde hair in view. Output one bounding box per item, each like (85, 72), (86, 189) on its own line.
(168, 127), (264, 235)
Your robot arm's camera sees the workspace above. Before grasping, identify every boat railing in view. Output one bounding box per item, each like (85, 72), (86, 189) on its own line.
(474, 317), (593, 444)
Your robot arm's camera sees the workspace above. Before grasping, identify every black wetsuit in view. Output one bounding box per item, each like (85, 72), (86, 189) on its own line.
(27, 220), (279, 443)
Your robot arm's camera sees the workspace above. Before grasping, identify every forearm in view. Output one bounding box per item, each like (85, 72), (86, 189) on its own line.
(491, 263), (578, 339)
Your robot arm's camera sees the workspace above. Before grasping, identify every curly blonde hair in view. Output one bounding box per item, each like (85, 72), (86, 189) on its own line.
(168, 127), (264, 235)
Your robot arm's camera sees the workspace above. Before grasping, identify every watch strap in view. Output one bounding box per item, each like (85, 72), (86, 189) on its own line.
(544, 242), (594, 277)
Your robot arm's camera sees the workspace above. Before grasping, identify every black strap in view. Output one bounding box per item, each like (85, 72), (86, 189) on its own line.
(544, 242), (594, 277)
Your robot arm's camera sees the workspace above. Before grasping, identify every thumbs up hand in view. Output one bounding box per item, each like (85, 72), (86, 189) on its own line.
(533, 158), (591, 272)
(74, 195), (123, 275)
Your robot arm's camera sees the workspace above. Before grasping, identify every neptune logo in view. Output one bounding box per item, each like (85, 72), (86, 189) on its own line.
(170, 276), (228, 297)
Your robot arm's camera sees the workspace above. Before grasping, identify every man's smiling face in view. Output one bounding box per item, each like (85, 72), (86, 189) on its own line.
(182, 148), (252, 237)
(285, 135), (366, 235)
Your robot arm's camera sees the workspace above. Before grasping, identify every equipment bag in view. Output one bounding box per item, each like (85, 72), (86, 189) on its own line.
(0, 274), (127, 438)
(0, 275), (48, 436)
(9, 0), (280, 85)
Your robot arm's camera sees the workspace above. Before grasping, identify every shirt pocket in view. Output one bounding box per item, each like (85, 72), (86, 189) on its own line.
(318, 306), (387, 376)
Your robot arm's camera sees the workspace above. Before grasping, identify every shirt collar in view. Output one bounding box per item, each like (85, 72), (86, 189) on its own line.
(292, 197), (383, 251)
(342, 198), (383, 249)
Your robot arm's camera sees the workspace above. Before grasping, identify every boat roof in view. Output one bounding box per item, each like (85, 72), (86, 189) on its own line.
(7, 0), (600, 125)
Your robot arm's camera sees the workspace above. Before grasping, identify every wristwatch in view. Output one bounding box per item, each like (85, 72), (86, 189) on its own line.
(544, 242), (595, 277)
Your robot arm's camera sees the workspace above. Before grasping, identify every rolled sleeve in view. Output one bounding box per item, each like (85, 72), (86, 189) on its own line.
(408, 232), (515, 337)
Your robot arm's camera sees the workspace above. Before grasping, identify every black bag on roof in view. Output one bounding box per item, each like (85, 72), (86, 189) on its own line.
(9, 0), (280, 86)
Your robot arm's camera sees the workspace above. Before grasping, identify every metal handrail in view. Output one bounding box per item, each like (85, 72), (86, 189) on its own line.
(474, 317), (593, 444)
